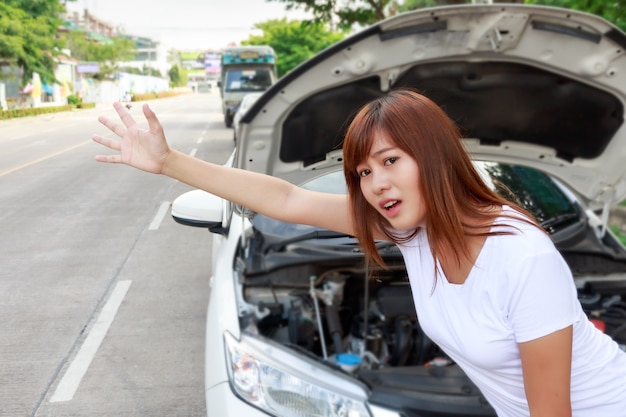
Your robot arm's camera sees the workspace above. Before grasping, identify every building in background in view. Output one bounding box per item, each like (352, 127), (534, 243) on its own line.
(64, 8), (169, 78)
(118, 35), (169, 78)
(63, 7), (116, 39)
(2, 5), (177, 109)
(61, 7), (170, 104)
(177, 50), (221, 93)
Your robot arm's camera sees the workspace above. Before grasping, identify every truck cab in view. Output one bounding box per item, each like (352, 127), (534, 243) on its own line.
(218, 45), (277, 127)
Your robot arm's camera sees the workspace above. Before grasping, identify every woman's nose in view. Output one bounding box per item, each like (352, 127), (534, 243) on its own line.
(371, 170), (390, 194)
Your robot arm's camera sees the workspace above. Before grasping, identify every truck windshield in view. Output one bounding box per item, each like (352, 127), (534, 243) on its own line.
(224, 69), (273, 92)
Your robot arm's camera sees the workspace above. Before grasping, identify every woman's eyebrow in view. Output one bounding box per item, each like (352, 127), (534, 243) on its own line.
(370, 146), (396, 158)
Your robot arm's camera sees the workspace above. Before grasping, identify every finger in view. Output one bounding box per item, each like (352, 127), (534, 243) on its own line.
(112, 101), (137, 128)
(143, 104), (164, 135)
(98, 115), (126, 137)
(94, 154), (123, 163)
(92, 134), (121, 151)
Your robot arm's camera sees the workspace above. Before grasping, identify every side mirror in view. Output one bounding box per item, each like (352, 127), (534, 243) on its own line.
(171, 189), (227, 234)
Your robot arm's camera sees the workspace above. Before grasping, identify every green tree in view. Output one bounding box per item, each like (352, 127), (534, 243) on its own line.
(524, 0), (626, 31)
(0, 0), (64, 84)
(268, 0), (398, 30)
(269, 0), (623, 31)
(141, 65), (162, 77)
(243, 19), (345, 76)
(4, 0), (65, 17)
(397, 0), (444, 12)
(168, 64), (188, 87)
(59, 30), (136, 79)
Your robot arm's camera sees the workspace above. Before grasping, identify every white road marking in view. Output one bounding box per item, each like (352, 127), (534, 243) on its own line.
(50, 280), (132, 403)
(189, 148), (198, 157)
(196, 137), (203, 144)
(148, 201), (171, 231)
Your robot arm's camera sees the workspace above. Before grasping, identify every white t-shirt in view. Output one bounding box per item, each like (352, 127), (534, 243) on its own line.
(397, 209), (626, 416)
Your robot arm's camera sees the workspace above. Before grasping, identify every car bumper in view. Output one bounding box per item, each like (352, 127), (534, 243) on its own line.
(206, 380), (403, 417)
(206, 382), (267, 417)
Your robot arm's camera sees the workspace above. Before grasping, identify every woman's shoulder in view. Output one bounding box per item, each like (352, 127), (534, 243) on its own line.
(492, 206), (553, 251)
(495, 205), (539, 229)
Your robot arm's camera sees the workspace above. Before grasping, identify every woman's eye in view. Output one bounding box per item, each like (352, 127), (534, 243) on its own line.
(384, 157), (398, 166)
(358, 169), (370, 177)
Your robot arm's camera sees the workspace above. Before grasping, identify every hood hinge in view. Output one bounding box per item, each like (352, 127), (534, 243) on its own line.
(596, 186), (617, 239)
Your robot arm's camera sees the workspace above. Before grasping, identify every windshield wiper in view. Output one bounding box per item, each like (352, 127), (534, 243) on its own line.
(541, 212), (579, 230)
(263, 230), (356, 253)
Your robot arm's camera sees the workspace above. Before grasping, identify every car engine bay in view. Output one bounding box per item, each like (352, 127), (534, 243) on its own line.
(241, 258), (626, 365)
(235, 234), (626, 415)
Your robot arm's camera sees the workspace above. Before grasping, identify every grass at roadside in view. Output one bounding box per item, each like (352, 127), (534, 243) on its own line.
(0, 102), (97, 120)
(611, 225), (626, 246)
(0, 104), (74, 120)
(1, 90), (191, 121)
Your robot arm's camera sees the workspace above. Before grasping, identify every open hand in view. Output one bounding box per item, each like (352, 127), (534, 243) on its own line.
(93, 102), (170, 174)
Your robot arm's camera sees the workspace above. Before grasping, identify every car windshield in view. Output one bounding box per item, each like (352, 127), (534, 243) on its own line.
(251, 163), (580, 237)
(477, 162), (580, 231)
(251, 171), (347, 237)
(224, 69), (273, 92)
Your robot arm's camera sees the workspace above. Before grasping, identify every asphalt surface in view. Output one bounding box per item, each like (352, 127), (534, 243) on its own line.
(0, 91), (233, 417)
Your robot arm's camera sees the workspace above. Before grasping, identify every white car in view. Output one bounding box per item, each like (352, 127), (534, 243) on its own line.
(232, 92), (264, 142)
(172, 4), (626, 416)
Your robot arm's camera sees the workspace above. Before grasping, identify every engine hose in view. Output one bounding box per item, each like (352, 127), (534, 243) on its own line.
(609, 322), (626, 341)
(601, 307), (626, 329)
(604, 307), (626, 318)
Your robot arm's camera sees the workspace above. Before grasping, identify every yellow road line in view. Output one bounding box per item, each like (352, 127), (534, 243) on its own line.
(0, 139), (93, 178)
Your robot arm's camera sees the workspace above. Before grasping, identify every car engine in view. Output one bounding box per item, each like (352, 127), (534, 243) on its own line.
(240, 260), (446, 370)
(239, 259), (626, 375)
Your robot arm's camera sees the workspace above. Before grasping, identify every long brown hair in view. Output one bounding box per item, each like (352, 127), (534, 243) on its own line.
(342, 88), (541, 268)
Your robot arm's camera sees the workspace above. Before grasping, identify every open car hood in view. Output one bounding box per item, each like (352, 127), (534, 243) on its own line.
(236, 3), (626, 209)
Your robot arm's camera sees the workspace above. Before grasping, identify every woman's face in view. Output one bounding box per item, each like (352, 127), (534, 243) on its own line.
(355, 133), (426, 231)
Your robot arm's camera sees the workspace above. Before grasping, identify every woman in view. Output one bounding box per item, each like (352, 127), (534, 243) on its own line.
(94, 89), (626, 416)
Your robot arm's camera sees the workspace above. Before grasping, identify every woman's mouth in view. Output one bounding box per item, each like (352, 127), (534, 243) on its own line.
(381, 200), (401, 216)
(383, 200), (398, 210)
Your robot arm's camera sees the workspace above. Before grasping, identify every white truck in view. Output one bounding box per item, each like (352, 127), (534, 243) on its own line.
(218, 45), (277, 127)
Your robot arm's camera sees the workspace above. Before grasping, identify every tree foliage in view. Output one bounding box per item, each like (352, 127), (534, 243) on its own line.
(525, 0), (626, 31)
(0, 0), (64, 84)
(268, 0), (398, 30)
(60, 31), (135, 63)
(4, 0), (65, 17)
(168, 64), (189, 87)
(268, 0), (626, 32)
(58, 30), (136, 79)
(1, 0), (138, 83)
(243, 19), (346, 77)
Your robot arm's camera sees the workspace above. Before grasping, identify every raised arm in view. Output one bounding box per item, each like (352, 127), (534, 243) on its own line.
(93, 102), (355, 236)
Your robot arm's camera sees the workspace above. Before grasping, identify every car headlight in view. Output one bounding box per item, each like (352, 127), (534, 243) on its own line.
(224, 331), (371, 417)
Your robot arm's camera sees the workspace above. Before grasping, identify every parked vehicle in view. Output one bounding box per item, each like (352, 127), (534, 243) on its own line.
(172, 4), (626, 416)
(218, 45), (277, 128)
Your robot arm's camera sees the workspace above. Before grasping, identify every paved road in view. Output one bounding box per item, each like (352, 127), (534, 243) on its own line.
(0, 92), (233, 417)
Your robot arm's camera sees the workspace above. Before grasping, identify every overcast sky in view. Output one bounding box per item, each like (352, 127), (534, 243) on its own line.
(65, 0), (310, 50)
